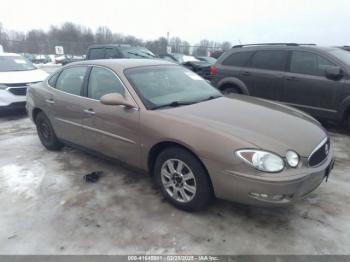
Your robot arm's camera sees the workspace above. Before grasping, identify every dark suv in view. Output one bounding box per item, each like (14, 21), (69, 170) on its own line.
(86, 44), (156, 60)
(211, 43), (350, 129)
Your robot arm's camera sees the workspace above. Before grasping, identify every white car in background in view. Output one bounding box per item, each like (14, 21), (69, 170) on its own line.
(0, 53), (48, 111)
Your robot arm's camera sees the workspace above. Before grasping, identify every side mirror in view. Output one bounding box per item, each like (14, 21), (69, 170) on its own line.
(325, 66), (343, 80)
(100, 93), (136, 108)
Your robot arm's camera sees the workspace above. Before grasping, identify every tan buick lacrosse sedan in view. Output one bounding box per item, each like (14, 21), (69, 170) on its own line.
(26, 59), (334, 211)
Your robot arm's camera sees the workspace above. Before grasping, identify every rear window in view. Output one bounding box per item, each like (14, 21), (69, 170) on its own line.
(55, 67), (88, 96)
(251, 50), (287, 71)
(222, 51), (254, 67)
(88, 48), (105, 59)
(105, 48), (120, 59)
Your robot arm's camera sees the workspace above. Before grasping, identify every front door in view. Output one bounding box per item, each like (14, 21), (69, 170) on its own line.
(282, 51), (344, 118)
(81, 66), (140, 166)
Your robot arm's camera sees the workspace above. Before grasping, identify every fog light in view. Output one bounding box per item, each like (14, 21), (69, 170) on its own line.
(286, 151), (299, 167)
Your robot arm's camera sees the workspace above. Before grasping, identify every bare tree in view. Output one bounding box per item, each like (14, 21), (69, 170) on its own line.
(221, 41), (232, 51)
(0, 21), (232, 57)
(95, 26), (113, 44)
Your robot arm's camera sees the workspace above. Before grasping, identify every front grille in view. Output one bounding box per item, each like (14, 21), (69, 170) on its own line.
(8, 87), (27, 96)
(308, 138), (330, 167)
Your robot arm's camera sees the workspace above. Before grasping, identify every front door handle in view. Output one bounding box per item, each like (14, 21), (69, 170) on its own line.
(242, 71), (251, 76)
(285, 76), (299, 81)
(45, 98), (55, 104)
(83, 109), (95, 115)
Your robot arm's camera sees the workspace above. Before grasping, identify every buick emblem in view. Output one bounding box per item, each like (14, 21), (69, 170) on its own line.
(325, 144), (329, 155)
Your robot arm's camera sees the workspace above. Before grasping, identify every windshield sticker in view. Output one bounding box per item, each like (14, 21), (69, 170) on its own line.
(14, 59), (26, 64)
(185, 72), (203, 80)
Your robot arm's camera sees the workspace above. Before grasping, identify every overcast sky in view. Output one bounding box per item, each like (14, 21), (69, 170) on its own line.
(1, 0), (350, 45)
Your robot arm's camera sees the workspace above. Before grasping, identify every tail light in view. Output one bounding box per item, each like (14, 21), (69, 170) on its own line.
(210, 66), (217, 75)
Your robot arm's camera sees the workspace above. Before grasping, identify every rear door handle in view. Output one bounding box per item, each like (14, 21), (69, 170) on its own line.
(45, 98), (55, 104)
(242, 71), (251, 76)
(83, 108), (95, 115)
(285, 76), (299, 81)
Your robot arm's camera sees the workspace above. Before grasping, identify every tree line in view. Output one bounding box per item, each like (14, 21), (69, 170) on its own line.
(0, 22), (232, 56)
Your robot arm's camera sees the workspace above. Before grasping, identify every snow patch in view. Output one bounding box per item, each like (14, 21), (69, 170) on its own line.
(0, 162), (45, 199)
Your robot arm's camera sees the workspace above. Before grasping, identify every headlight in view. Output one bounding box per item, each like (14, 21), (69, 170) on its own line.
(286, 150), (299, 167)
(0, 84), (8, 90)
(236, 150), (284, 173)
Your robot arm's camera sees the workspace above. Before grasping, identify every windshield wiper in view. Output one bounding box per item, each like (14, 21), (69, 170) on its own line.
(151, 101), (197, 110)
(198, 95), (222, 103)
(127, 52), (149, 58)
(140, 51), (156, 57)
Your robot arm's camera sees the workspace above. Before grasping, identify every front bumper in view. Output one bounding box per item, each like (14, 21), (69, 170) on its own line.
(0, 89), (26, 109)
(213, 149), (335, 206)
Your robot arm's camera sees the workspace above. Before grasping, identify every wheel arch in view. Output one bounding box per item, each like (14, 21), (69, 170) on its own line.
(217, 77), (249, 95)
(147, 141), (215, 195)
(32, 107), (43, 123)
(338, 96), (350, 121)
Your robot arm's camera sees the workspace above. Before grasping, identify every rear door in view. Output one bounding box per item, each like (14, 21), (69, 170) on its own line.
(80, 66), (140, 166)
(47, 66), (89, 145)
(215, 51), (254, 89)
(282, 51), (343, 118)
(245, 50), (288, 100)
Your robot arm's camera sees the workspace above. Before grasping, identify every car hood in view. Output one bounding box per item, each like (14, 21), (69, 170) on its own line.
(159, 96), (327, 157)
(0, 69), (48, 84)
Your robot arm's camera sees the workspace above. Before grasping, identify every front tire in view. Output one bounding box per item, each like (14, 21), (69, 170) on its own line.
(35, 112), (63, 150)
(154, 147), (212, 211)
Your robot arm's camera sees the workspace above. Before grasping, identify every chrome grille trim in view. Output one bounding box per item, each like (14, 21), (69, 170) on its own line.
(308, 137), (329, 167)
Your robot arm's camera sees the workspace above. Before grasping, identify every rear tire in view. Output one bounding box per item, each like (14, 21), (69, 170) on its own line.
(154, 147), (212, 211)
(35, 112), (63, 150)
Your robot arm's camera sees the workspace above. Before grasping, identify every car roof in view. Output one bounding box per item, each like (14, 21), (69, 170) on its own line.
(230, 45), (339, 52)
(87, 44), (133, 49)
(0, 52), (21, 57)
(68, 58), (175, 71)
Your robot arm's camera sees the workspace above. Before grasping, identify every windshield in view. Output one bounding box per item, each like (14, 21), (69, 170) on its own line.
(125, 66), (222, 109)
(329, 49), (350, 65)
(121, 47), (156, 59)
(0, 56), (36, 72)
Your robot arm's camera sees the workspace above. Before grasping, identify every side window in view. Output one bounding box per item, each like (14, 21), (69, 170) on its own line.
(55, 67), (88, 96)
(48, 71), (60, 87)
(89, 48), (105, 59)
(251, 50), (287, 71)
(105, 48), (120, 59)
(290, 51), (335, 76)
(222, 51), (253, 67)
(88, 67), (125, 100)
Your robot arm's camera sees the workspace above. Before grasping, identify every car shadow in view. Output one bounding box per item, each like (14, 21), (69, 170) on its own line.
(320, 120), (349, 136)
(0, 109), (28, 121)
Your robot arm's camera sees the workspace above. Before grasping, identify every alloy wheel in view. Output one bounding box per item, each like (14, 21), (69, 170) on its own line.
(160, 159), (197, 203)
